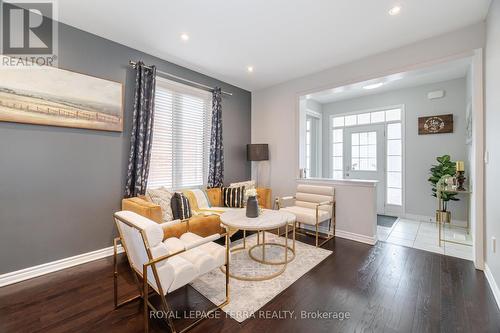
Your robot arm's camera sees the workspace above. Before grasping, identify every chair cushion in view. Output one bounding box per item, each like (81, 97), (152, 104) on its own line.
(180, 233), (226, 269)
(297, 184), (334, 196)
(163, 233), (225, 281)
(115, 211), (164, 246)
(280, 206), (331, 226)
(166, 256), (198, 292)
(163, 236), (186, 254)
(179, 247), (216, 276)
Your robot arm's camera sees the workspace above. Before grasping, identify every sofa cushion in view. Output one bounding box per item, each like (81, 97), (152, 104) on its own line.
(230, 180), (255, 190)
(145, 188), (174, 223)
(171, 192), (193, 220)
(222, 186), (245, 208)
(230, 180), (255, 201)
(190, 189), (211, 209)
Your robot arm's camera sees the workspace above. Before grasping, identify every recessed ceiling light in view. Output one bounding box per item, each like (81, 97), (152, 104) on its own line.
(389, 6), (401, 16)
(247, 66), (254, 73)
(363, 82), (384, 90)
(180, 33), (189, 41)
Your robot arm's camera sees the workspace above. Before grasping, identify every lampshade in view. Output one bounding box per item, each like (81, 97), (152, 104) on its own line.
(247, 144), (269, 161)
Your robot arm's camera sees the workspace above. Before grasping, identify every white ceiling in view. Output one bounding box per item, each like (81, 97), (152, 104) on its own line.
(57, 0), (491, 91)
(307, 57), (471, 104)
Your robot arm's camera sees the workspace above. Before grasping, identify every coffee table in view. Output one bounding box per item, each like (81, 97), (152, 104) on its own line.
(220, 209), (296, 281)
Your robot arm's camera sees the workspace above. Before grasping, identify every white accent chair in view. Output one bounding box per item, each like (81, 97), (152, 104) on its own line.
(276, 184), (335, 247)
(113, 211), (230, 333)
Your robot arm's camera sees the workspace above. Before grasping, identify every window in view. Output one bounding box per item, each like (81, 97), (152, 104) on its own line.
(305, 118), (312, 176)
(330, 106), (403, 207)
(148, 78), (212, 189)
(332, 108), (401, 128)
(332, 128), (343, 179)
(386, 122), (402, 205)
(351, 131), (377, 171)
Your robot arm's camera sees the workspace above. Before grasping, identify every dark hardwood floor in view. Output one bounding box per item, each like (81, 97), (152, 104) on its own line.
(1, 236), (499, 333)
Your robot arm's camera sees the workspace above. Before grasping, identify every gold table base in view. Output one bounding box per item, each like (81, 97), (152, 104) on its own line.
(220, 223), (296, 281)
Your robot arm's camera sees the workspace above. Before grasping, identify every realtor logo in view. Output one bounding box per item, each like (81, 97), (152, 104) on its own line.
(1, 0), (58, 66)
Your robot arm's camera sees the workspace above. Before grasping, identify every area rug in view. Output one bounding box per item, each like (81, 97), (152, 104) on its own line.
(190, 233), (332, 322)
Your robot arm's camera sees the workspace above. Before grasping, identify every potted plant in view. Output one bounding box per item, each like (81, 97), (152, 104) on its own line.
(428, 155), (459, 223)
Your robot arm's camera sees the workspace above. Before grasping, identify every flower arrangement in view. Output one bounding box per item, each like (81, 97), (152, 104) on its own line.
(245, 188), (257, 198)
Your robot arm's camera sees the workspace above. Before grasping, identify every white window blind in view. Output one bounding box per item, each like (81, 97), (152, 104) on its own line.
(148, 77), (212, 190)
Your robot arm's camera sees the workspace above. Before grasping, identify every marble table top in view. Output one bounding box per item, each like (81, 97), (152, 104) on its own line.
(220, 209), (296, 231)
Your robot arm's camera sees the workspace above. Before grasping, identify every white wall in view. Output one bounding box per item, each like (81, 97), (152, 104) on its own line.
(319, 78), (468, 220)
(485, 0), (500, 298)
(252, 23), (485, 203)
(299, 99), (323, 177)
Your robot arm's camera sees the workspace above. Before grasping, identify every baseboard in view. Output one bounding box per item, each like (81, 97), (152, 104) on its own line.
(0, 244), (124, 287)
(335, 229), (377, 245)
(404, 213), (467, 227)
(484, 263), (500, 311)
(300, 224), (377, 245)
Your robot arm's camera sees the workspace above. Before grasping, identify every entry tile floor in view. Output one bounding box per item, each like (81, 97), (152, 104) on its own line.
(377, 218), (473, 260)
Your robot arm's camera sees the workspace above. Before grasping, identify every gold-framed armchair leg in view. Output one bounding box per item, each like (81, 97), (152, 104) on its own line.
(315, 223), (319, 247)
(114, 237), (142, 309)
(143, 265), (149, 333)
(333, 201), (336, 237)
(140, 233), (231, 333)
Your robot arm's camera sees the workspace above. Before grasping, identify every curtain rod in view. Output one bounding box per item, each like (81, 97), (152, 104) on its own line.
(129, 60), (233, 96)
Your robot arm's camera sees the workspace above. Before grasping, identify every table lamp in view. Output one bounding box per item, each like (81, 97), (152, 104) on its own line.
(247, 144), (269, 186)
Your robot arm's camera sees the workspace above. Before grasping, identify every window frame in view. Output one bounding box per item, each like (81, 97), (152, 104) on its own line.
(147, 77), (212, 190)
(328, 104), (405, 214)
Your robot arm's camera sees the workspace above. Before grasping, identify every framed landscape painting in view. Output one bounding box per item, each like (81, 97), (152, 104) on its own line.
(0, 65), (123, 132)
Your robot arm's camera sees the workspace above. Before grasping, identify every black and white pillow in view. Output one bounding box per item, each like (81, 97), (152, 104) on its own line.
(170, 192), (192, 220)
(222, 186), (245, 208)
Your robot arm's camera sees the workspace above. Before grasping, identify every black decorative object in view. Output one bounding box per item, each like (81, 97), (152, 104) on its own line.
(456, 171), (466, 191)
(247, 144), (269, 161)
(246, 196), (259, 218)
(222, 186), (245, 208)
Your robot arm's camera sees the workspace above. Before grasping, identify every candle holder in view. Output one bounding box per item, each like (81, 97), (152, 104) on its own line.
(456, 171), (466, 191)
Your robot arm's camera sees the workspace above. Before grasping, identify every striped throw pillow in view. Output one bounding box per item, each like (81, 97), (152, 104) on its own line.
(222, 186), (245, 208)
(170, 192), (192, 220)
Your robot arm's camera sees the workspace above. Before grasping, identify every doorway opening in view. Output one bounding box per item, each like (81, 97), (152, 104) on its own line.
(298, 51), (484, 267)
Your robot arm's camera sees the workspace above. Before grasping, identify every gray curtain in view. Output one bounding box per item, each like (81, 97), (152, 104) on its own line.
(207, 88), (224, 188)
(125, 61), (156, 197)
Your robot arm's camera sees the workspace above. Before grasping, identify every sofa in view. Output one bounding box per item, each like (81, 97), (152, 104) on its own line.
(122, 186), (272, 240)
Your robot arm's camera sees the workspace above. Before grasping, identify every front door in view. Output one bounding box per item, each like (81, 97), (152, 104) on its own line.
(344, 124), (385, 214)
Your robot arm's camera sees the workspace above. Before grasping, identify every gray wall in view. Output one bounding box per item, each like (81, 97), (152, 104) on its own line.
(485, 0), (500, 293)
(0, 22), (251, 274)
(320, 78), (467, 220)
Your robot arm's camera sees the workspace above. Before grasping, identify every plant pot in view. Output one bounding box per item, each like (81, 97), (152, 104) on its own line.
(436, 210), (451, 224)
(246, 196), (259, 218)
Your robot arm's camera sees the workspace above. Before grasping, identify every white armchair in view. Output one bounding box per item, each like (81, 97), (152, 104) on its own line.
(276, 184), (335, 247)
(113, 211), (229, 333)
